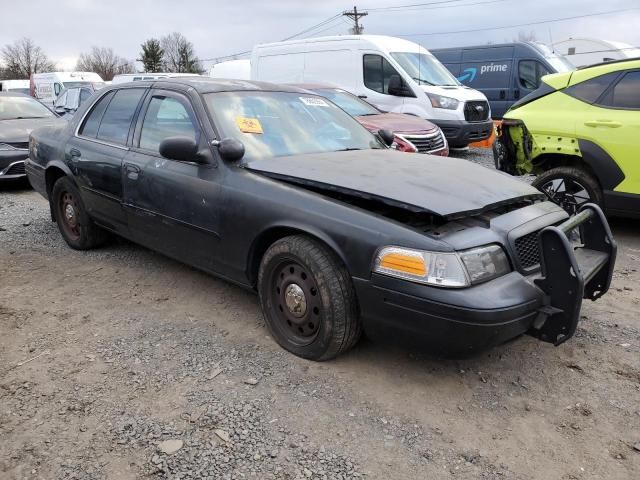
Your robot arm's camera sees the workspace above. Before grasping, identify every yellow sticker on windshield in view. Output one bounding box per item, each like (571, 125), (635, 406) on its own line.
(236, 117), (263, 134)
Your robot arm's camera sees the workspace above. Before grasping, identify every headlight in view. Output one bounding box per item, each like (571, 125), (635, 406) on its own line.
(0, 143), (15, 151)
(374, 246), (468, 287)
(427, 93), (459, 110)
(374, 244), (511, 288)
(459, 245), (511, 285)
(391, 135), (417, 153)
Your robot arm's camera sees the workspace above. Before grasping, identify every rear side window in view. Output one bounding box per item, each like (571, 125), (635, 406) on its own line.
(599, 71), (640, 109)
(96, 89), (145, 145)
(79, 91), (115, 138)
(363, 54), (401, 94)
(564, 72), (619, 104)
(139, 95), (198, 153)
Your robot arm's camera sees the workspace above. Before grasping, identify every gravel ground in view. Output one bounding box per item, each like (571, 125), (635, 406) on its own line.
(1, 150), (639, 480)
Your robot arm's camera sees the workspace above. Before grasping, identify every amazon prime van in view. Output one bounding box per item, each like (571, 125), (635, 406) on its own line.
(251, 35), (493, 148)
(431, 42), (574, 118)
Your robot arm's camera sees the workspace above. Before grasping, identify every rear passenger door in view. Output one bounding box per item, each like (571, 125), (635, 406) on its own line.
(122, 89), (222, 270)
(66, 87), (146, 235)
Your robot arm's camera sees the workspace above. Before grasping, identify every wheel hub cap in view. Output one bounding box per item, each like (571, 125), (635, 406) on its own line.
(65, 204), (75, 222)
(284, 283), (307, 317)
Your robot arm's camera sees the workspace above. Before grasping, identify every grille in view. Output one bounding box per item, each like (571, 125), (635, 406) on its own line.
(3, 162), (26, 176)
(6, 142), (29, 150)
(514, 230), (541, 269)
(402, 132), (445, 153)
(464, 101), (490, 122)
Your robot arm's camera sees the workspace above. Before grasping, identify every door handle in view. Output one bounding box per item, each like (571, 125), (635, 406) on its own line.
(513, 89), (520, 99)
(69, 148), (81, 161)
(125, 163), (141, 180)
(358, 95), (368, 99)
(499, 89), (506, 99)
(584, 120), (622, 128)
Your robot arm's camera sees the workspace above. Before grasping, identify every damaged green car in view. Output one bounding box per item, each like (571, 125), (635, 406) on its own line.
(494, 58), (640, 217)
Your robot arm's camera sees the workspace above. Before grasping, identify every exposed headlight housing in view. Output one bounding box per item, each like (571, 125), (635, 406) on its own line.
(374, 244), (511, 288)
(426, 93), (459, 110)
(0, 143), (16, 151)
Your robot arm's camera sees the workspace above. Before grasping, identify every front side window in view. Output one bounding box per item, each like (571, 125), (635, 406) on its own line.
(312, 88), (380, 116)
(54, 83), (62, 96)
(364, 54), (404, 94)
(390, 52), (459, 86)
(96, 88), (145, 145)
(599, 71), (640, 109)
(518, 61), (550, 90)
(564, 72), (620, 104)
(205, 91), (383, 162)
(0, 95), (55, 120)
(139, 96), (198, 153)
(54, 91), (68, 108)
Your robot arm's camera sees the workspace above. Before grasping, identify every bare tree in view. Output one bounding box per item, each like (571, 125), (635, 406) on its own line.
(1, 38), (55, 79)
(76, 46), (135, 81)
(515, 30), (537, 42)
(160, 32), (203, 74)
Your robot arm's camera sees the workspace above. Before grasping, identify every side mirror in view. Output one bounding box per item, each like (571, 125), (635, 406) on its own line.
(159, 136), (199, 162)
(388, 74), (414, 97)
(215, 138), (245, 162)
(54, 105), (66, 115)
(378, 129), (395, 146)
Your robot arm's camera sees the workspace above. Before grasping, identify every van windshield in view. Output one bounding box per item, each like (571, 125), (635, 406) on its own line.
(205, 91), (384, 162)
(391, 52), (460, 86)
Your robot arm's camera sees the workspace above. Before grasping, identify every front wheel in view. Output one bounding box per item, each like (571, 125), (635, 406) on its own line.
(258, 235), (361, 361)
(532, 166), (603, 215)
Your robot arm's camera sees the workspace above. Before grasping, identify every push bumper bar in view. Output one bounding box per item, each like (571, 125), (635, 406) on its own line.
(531, 203), (616, 345)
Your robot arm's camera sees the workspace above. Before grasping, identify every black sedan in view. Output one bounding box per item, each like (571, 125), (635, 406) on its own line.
(1, 92), (62, 182)
(26, 78), (616, 360)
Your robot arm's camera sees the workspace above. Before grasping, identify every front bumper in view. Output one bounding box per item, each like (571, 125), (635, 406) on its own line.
(354, 204), (615, 355)
(430, 118), (493, 148)
(0, 150), (28, 180)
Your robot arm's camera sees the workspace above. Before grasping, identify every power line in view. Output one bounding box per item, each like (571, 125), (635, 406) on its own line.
(366, 0), (473, 11)
(394, 7), (640, 36)
(369, 0), (509, 13)
(281, 13), (343, 41)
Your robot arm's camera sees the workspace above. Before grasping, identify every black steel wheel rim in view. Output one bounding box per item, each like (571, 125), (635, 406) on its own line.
(59, 191), (81, 241)
(269, 259), (323, 346)
(540, 177), (592, 215)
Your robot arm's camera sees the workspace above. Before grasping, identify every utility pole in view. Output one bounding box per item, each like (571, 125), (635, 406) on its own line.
(343, 6), (368, 35)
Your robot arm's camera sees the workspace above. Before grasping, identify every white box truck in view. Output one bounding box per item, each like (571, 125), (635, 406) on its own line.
(0, 79), (30, 94)
(251, 35), (493, 148)
(30, 72), (105, 105)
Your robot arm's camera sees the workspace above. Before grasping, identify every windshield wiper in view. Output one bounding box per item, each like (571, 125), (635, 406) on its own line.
(335, 147), (362, 152)
(412, 77), (434, 86)
(14, 116), (49, 119)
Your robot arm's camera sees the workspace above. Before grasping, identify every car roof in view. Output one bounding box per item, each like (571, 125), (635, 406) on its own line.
(105, 77), (311, 95)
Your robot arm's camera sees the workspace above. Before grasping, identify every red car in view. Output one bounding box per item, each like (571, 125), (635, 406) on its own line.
(295, 85), (448, 156)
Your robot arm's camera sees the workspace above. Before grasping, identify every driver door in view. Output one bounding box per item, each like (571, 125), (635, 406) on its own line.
(122, 89), (223, 270)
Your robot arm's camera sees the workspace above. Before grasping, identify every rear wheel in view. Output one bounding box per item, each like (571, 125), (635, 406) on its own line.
(258, 235), (361, 361)
(51, 176), (107, 250)
(532, 166), (603, 215)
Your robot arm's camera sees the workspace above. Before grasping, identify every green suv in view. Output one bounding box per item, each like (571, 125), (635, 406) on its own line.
(494, 58), (640, 217)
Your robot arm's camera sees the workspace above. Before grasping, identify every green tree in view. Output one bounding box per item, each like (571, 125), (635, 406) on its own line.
(139, 39), (164, 73)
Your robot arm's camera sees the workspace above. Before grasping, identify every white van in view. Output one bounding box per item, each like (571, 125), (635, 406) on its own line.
(111, 73), (201, 84)
(0, 79), (30, 94)
(251, 35), (493, 148)
(209, 60), (251, 80)
(30, 72), (105, 105)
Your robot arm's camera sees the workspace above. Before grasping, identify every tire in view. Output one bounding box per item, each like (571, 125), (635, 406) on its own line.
(532, 166), (603, 215)
(258, 235), (361, 361)
(51, 176), (107, 250)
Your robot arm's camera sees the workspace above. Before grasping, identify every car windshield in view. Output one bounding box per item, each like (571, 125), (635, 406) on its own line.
(391, 52), (460, 86)
(204, 91), (384, 162)
(63, 81), (105, 89)
(0, 95), (55, 120)
(311, 88), (380, 116)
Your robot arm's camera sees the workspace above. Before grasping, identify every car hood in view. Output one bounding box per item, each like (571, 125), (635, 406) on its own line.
(0, 117), (62, 144)
(419, 85), (487, 102)
(246, 150), (543, 219)
(355, 112), (438, 134)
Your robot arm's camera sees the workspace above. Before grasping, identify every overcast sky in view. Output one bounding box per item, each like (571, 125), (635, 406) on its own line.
(1, 0), (639, 70)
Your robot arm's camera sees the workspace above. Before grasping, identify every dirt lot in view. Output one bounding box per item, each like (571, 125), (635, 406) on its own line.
(1, 156), (639, 479)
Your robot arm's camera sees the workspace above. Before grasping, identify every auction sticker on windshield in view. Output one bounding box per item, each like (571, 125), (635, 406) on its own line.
(236, 117), (263, 134)
(300, 97), (330, 107)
